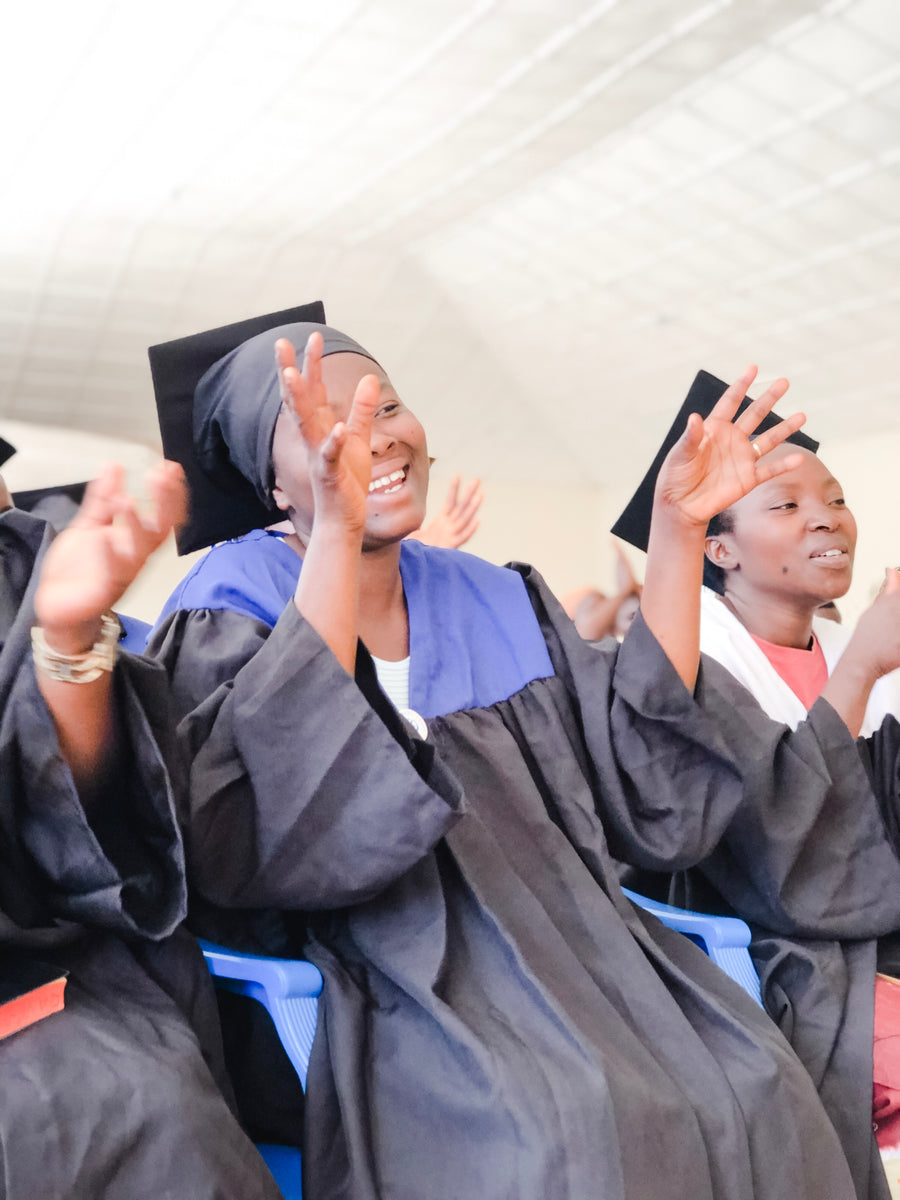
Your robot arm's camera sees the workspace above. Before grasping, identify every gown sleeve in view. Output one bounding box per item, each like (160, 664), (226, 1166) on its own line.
(0, 651), (187, 942)
(148, 603), (465, 911)
(680, 673), (900, 939)
(523, 565), (900, 941)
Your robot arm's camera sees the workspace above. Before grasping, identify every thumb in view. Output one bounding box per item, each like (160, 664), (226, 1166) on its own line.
(885, 567), (900, 595)
(345, 374), (381, 441)
(680, 411), (705, 455)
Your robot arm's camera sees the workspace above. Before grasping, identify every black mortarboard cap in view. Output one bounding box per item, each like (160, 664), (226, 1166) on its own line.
(612, 369), (818, 560)
(149, 301), (327, 555)
(12, 482), (88, 533)
(0, 438), (16, 468)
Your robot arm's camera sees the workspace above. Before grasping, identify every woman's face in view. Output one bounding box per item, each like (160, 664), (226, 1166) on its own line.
(705, 445), (857, 608)
(271, 351), (429, 549)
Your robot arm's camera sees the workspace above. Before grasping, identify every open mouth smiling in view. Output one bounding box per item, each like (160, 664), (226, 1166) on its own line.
(368, 466), (409, 496)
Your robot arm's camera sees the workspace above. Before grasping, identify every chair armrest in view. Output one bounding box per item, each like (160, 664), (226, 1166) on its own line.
(622, 888), (762, 1006)
(199, 940), (323, 1089)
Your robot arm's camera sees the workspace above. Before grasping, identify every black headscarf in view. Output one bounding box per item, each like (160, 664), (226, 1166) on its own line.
(194, 322), (378, 509)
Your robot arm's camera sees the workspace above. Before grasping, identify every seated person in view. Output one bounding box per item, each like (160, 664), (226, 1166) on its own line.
(147, 306), (898, 1200)
(0, 463), (280, 1200)
(563, 543), (643, 641)
(614, 370), (900, 1197)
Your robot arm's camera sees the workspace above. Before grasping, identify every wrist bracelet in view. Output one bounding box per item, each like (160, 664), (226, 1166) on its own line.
(32, 613), (119, 683)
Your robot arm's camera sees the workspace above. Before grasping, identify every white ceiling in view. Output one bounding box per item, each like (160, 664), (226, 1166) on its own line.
(1, 0), (898, 491)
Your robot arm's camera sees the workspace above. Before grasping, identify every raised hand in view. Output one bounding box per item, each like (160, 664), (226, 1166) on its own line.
(642, 364), (804, 693)
(655, 366), (805, 530)
(410, 475), (483, 549)
(821, 570), (900, 737)
(34, 461), (186, 653)
(843, 569), (900, 683)
(275, 334), (381, 537)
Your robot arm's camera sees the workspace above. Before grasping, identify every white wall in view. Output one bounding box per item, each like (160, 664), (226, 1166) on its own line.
(427, 472), (614, 604)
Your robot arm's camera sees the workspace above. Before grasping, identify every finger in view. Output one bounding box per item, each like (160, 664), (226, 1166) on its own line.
(275, 337), (297, 375)
(733, 376), (791, 435)
(275, 339), (315, 431)
(113, 497), (149, 560)
(94, 499), (149, 601)
(454, 517), (480, 544)
(144, 461), (188, 544)
(709, 365), (758, 423)
(72, 463), (125, 529)
(302, 331), (323, 398)
(279, 359), (329, 445)
(442, 475), (461, 515)
(345, 373), (381, 443)
(275, 339), (301, 422)
(679, 411), (706, 455)
(458, 489), (484, 523)
(747, 410), (807, 458)
(885, 567), (900, 595)
(752, 451), (805, 487)
(320, 422), (348, 468)
(455, 477), (481, 514)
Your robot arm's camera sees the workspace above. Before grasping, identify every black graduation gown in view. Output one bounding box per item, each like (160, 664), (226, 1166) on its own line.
(149, 556), (896, 1200)
(0, 508), (281, 1200)
(645, 678), (900, 1200)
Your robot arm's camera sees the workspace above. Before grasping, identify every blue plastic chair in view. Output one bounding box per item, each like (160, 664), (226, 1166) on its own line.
(116, 613), (152, 654)
(622, 887), (762, 1005)
(200, 891), (761, 1195)
(199, 941), (323, 1199)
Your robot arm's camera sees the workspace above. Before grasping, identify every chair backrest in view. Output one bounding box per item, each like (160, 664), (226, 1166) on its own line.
(199, 941), (321, 1200)
(199, 940), (322, 1089)
(116, 613), (153, 654)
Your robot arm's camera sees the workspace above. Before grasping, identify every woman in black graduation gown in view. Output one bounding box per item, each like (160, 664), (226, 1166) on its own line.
(612, 370), (900, 1200)
(147, 311), (896, 1200)
(0, 463), (281, 1199)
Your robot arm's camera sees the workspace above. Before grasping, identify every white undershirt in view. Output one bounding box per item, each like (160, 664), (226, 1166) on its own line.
(371, 654), (411, 712)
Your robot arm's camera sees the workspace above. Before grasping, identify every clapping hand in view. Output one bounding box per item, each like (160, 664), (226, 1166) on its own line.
(410, 475), (483, 549)
(34, 461), (186, 653)
(275, 333), (381, 538)
(655, 366), (805, 529)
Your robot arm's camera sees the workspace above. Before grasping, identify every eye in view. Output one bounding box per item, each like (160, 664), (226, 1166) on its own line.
(770, 501), (797, 511)
(831, 497), (846, 506)
(376, 401), (400, 418)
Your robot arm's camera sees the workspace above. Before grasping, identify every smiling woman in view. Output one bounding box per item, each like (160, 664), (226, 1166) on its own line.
(698, 439), (900, 738)
(704, 443), (858, 638)
(141, 310), (900, 1199)
(616, 368), (900, 1194)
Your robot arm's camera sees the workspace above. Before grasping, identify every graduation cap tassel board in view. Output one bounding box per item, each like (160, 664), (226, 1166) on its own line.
(12, 482), (88, 533)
